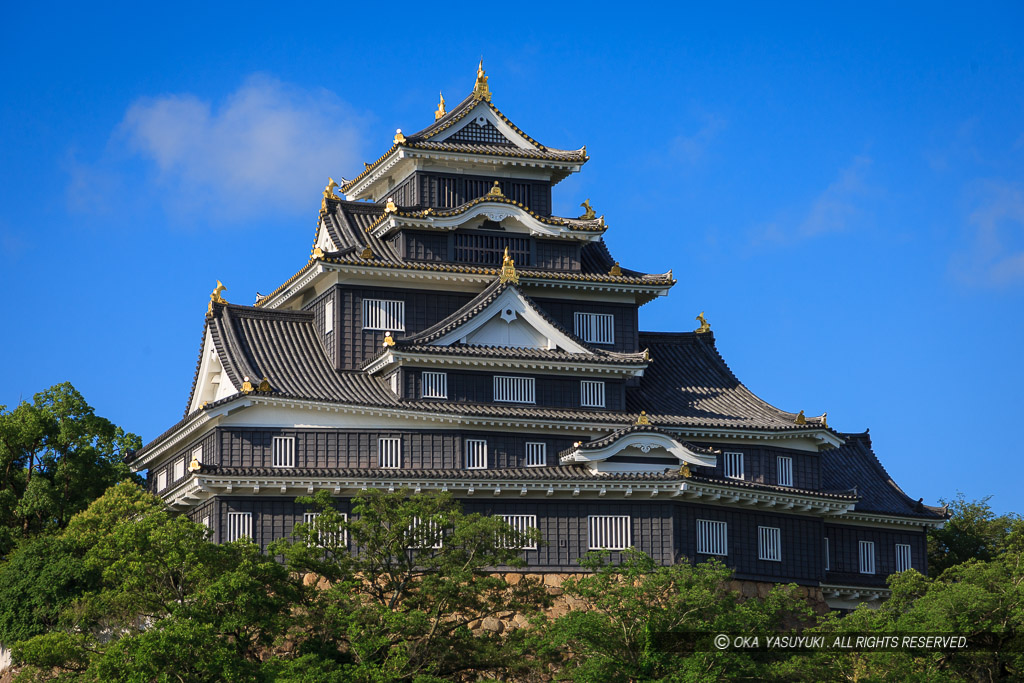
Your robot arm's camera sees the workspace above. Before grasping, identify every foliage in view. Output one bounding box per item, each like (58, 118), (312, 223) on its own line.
(269, 488), (552, 681)
(0, 382), (141, 554)
(519, 549), (815, 682)
(928, 494), (1020, 577)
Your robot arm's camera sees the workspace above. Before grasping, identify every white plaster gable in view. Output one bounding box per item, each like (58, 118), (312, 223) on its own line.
(432, 286), (590, 353)
(561, 432), (719, 475)
(188, 328), (239, 414)
(314, 220), (337, 253)
(430, 101), (534, 150)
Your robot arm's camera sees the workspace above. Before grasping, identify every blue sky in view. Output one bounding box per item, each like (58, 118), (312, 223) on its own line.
(2, 3), (1022, 513)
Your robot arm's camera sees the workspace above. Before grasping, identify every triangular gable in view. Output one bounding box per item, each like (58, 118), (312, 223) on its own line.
(431, 286), (591, 353)
(427, 100), (534, 151)
(313, 218), (338, 254)
(187, 327), (241, 414)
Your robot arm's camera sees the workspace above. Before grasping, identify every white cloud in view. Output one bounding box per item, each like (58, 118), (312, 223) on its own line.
(72, 75), (368, 221)
(750, 155), (874, 245)
(670, 112), (726, 164)
(952, 179), (1024, 287)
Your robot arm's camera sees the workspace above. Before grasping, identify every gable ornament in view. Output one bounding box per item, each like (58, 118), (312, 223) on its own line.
(472, 59), (491, 102)
(609, 261), (622, 276)
(257, 376), (271, 392)
(579, 199), (597, 220)
(487, 180), (504, 198)
(393, 129), (406, 145)
(695, 311), (711, 334)
(435, 91), (446, 120)
(499, 246), (519, 284)
(207, 280), (227, 316)
(383, 332), (396, 347)
(795, 410), (806, 425)
(636, 410), (651, 426)
(360, 246), (374, 260)
(240, 376), (254, 394)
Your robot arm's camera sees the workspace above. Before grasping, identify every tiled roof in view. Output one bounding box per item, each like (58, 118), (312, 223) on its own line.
(558, 424), (693, 457)
(381, 344), (649, 366)
(341, 92), (586, 194)
(626, 331), (832, 431)
(821, 432), (946, 519)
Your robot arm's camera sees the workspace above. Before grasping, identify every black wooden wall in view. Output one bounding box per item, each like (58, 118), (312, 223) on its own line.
(400, 368), (627, 410)
(824, 523), (928, 586)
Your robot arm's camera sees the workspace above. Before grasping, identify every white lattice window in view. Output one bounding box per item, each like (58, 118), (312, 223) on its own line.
(525, 442), (546, 467)
(724, 452), (744, 480)
(409, 516), (443, 549)
(421, 371), (447, 399)
(324, 300), (334, 333)
(896, 543), (912, 572)
(574, 312), (615, 344)
(697, 519), (728, 556)
(859, 540), (876, 574)
(173, 458), (185, 481)
(494, 376), (535, 403)
(388, 373), (399, 395)
(378, 437), (402, 469)
(362, 298), (405, 331)
(227, 512), (253, 542)
(191, 445), (203, 465)
(588, 515), (631, 550)
(156, 470), (167, 491)
(758, 526), (782, 561)
(303, 511), (347, 547)
(273, 436), (295, 468)
(202, 516), (211, 530)
(580, 380), (606, 408)
(824, 537), (830, 571)
(777, 456), (793, 487)
(465, 439), (487, 469)
(499, 514), (538, 550)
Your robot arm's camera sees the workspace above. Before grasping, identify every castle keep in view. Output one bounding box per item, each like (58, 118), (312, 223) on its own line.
(128, 64), (945, 609)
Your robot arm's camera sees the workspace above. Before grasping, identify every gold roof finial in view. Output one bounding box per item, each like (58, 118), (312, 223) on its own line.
(207, 280), (227, 316)
(695, 311), (711, 334)
(487, 180), (504, 198)
(636, 411), (651, 426)
(609, 261), (622, 276)
(499, 246), (519, 284)
(821, 412), (827, 428)
(383, 331), (396, 347)
(188, 457), (202, 472)
(312, 246), (325, 259)
(473, 58), (492, 102)
(393, 128), (406, 144)
(240, 376), (253, 394)
(579, 199), (596, 220)
(435, 91), (446, 120)
(324, 178), (339, 199)
(795, 410), (807, 425)
(360, 246), (374, 260)
(385, 198), (398, 213)
(257, 376), (271, 392)
(680, 463), (691, 479)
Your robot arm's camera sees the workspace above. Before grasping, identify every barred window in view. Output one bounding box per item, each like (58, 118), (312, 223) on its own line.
(777, 456), (793, 487)
(895, 543), (912, 572)
(580, 380), (605, 408)
(859, 540), (876, 574)
(588, 515), (631, 550)
(465, 439), (487, 469)
(303, 511), (347, 547)
(156, 470), (167, 491)
(494, 376), (535, 403)
(421, 371), (447, 399)
(324, 300), (334, 333)
(409, 516), (443, 549)
(362, 299), (405, 331)
(758, 526), (782, 562)
(697, 519), (728, 556)
(226, 512), (252, 542)
(574, 312), (615, 344)
(525, 442), (546, 467)
(378, 437), (402, 469)
(724, 452), (744, 480)
(499, 514), (538, 550)
(824, 537), (830, 571)
(453, 233), (530, 266)
(173, 458), (185, 481)
(449, 120), (513, 145)
(273, 436), (295, 468)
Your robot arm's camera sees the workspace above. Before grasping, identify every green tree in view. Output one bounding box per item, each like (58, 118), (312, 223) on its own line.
(928, 494), (1020, 577)
(12, 483), (298, 682)
(520, 549), (815, 682)
(0, 382), (140, 553)
(270, 488), (552, 681)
